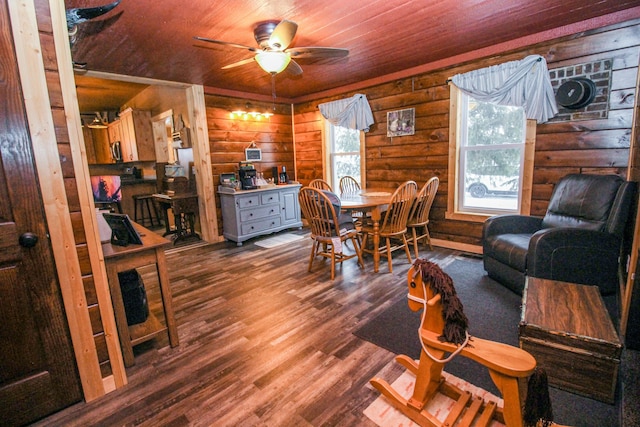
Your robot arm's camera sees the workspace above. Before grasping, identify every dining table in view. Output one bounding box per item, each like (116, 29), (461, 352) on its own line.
(339, 188), (394, 273)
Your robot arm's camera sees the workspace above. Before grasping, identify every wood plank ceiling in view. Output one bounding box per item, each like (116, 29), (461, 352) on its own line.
(65, 0), (640, 110)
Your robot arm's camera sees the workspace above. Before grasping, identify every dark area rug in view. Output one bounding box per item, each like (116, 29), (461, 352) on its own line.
(354, 258), (620, 427)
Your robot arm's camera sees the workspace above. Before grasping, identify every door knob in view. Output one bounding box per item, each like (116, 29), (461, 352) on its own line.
(19, 232), (38, 248)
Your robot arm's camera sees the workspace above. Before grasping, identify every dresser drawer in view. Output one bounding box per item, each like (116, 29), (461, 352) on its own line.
(237, 195), (260, 209)
(239, 205), (280, 222)
(241, 217), (282, 235)
(261, 192), (280, 205)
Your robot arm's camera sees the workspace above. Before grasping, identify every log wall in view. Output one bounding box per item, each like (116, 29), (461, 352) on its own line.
(294, 19), (640, 248)
(204, 95), (294, 233)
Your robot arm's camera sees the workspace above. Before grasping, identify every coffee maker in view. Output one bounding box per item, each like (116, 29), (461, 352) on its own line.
(238, 163), (257, 190)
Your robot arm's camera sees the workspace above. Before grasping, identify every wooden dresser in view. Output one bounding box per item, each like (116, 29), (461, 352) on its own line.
(219, 184), (302, 245)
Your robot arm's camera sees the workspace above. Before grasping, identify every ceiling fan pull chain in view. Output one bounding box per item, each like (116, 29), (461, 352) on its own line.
(271, 74), (277, 108)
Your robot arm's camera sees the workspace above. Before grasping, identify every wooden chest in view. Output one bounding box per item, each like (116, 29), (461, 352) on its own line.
(519, 277), (622, 404)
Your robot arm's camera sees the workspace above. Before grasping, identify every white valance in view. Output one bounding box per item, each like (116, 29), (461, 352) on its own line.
(450, 55), (558, 123)
(318, 94), (374, 132)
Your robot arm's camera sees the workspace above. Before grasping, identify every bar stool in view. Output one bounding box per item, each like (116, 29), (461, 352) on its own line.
(133, 194), (159, 228)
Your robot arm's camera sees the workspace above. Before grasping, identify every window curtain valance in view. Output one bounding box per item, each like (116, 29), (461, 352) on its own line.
(450, 55), (558, 123)
(318, 94), (375, 132)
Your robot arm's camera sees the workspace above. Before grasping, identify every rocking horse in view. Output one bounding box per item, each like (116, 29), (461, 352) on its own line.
(370, 259), (558, 427)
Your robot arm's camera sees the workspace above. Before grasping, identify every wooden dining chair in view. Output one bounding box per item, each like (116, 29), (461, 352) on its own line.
(309, 178), (333, 191)
(339, 175), (369, 228)
(361, 180), (417, 272)
(298, 186), (364, 279)
(407, 176), (439, 258)
(339, 175), (360, 195)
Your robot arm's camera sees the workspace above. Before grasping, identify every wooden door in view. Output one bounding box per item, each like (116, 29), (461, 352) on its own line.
(0, 1), (82, 425)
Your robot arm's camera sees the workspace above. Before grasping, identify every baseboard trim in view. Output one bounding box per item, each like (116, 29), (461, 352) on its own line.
(432, 238), (482, 255)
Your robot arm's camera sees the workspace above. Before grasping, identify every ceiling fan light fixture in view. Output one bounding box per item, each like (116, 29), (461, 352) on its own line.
(255, 51), (290, 74)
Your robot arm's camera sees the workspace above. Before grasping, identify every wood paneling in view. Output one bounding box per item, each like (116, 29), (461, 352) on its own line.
(295, 20), (640, 245)
(205, 94), (295, 234)
(62, 0), (640, 99)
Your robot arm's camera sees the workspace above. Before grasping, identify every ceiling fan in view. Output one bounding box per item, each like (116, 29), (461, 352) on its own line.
(194, 19), (349, 76)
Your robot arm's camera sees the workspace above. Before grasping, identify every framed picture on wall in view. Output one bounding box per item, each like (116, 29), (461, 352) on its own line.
(387, 108), (415, 137)
(245, 148), (262, 162)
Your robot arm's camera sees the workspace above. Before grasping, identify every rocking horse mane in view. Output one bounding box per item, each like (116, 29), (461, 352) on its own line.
(412, 259), (469, 346)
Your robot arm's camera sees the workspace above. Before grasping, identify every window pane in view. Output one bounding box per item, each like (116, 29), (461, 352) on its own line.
(462, 148), (520, 211)
(333, 154), (360, 185)
(466, 100), (525, 147)
(334, 126), (360, 153)
(458, 94), (524, 214)
(326, 122), (362, 189)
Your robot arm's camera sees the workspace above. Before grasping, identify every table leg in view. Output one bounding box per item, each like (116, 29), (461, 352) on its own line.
(370, 208), (382, 273)
(155, 248), (179, 347)
(105, 263), (135, 367)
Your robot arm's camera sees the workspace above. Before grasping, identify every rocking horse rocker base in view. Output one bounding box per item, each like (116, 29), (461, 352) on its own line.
(370, 259), (559, 427)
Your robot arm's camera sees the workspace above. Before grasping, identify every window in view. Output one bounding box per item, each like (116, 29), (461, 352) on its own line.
(447, 85), (535, 221)
(324, 121), (365, 189)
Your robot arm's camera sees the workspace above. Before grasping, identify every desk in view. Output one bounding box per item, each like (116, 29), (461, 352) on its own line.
(339, 189), (392, 273)
(153, 193), (201, 245)
(102, 222), (179, 367)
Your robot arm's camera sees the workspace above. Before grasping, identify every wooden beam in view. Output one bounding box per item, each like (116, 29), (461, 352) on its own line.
(48, 0), (127, 392)
(187, 85), (220, 242)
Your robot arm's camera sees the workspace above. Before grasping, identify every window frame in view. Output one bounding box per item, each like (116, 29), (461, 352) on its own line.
(322, 120), (366, 190)
(446, 84), (535, 222)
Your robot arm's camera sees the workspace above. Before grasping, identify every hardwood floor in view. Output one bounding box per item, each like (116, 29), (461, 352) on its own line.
(34, 230), (465, 427)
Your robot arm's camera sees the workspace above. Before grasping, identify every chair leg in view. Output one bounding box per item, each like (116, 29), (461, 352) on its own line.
(361, 232), (369, 256)
(330, 245), (336, 280)
(424, 225), (433, 250)
(308, 241), (318, 272)
(386, 237), (393, 273)
(411, 228), (419, 260)
(352, 235), (364, 269)
(402, 234), (413, 264)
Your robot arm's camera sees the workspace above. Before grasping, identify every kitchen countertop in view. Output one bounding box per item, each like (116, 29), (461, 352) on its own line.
(217, 183), (300, 194)
(120, 177), (157, 186)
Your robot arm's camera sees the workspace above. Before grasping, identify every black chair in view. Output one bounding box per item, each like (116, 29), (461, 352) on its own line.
(482, 173), (636, 295)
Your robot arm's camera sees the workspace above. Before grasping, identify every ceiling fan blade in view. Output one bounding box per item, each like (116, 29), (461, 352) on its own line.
(286, 59), (303, 76)
(221, 57), (256, 70)
(287, 47), (349, 59)
(269, 20), (298, 51)
(193, 36), (257, 52)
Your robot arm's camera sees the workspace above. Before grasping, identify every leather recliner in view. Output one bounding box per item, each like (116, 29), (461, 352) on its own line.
(482, 174), (636, 295)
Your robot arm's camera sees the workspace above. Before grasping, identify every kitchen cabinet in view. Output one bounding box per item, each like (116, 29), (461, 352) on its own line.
(84, 126), (113, 164)
(113, 108), (155, 162)
(219, 184), (302, 245)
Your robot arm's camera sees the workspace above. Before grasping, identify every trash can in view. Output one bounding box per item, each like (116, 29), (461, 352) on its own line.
(117, 269), (149, 326)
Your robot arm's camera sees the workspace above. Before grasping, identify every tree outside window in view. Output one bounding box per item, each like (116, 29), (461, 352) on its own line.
(325, 122), (363, 189)
(459, 94), (525, 213)
(448, 85), (534, 221)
